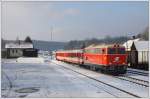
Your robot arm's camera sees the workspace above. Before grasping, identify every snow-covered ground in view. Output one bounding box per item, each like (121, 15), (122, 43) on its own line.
(52, 60), (149, 98)
(1, 58), (149, 98)
(1, 59), (128, 98)
(125, 73), (149, 82)
(17, 57), (44, 63)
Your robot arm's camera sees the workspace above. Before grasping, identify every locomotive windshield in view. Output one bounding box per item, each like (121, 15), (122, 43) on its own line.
(118, 48), (125, 54)
(108, 48), (116, 54)
(108, 48), (125, 54)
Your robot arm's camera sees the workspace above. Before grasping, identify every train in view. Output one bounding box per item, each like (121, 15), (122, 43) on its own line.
(55, 44), (128, 74)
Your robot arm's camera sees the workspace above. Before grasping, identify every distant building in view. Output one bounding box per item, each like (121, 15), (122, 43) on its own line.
(5, 42), (38, 58)
(123, 39), (149, 70)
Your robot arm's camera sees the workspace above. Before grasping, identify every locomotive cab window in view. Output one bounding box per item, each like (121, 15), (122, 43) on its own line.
(118, 48), (125, 54)
(108, 48), (116, 54)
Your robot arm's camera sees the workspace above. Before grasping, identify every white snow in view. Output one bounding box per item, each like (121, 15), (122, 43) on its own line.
(5, 43), (33, 49)
(52, 60), (149, 98)
(17, 57), (44, 63)
(1, 59), (118, 98)
(1, 58), (149, 98)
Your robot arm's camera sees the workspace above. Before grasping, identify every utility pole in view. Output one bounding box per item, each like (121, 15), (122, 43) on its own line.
(126, 33), (128, 51)
(51, 26), (53, 41)
(50, 26), (53, 60)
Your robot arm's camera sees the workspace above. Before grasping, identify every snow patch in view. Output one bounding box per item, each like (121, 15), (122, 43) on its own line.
(17, 57), (44, 63)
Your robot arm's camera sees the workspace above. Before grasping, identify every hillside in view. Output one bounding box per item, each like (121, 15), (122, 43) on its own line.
(1, 39), (67, 51)
(136, 27), (149, 40)
(32, 40), (66, 51)
(64, 36), (129, 49)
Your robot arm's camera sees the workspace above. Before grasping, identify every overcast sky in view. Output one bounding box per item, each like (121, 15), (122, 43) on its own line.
(2, 1), (149, 42)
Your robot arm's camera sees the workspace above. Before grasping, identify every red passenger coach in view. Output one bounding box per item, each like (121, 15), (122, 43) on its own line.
(56, 50), (83, 64)
(83, 44), (127, 74)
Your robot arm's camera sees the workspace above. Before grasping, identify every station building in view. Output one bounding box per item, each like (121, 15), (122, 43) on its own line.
(5, 42), (38, 58)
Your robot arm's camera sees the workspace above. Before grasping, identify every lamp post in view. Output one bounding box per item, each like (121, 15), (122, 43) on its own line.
(126, 32), (134, 51)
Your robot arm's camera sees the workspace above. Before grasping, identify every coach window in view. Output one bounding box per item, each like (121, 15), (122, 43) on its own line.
(92, 49), (94, 53)
(86, 49), (88, 53)
(95, 48), (99, 54)
(99, 49), (102, 54)
(88, 49), (91, 53)
(95, 48), (97, 53)
(85, 49), (87, 53)
(92, 49), (95, 53)
(85, 49), (88, 53)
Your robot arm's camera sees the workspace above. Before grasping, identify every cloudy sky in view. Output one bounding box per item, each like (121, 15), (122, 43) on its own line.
(2, 1), (149, 42)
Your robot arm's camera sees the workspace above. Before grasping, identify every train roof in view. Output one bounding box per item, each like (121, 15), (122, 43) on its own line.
(56, 49), (83, 53)
(85, 44), (125, 49)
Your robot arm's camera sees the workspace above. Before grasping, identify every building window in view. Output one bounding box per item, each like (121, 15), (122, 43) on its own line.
(12, 49), (14, 53)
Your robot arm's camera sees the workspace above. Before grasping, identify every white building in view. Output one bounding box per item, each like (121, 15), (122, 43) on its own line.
(123, 39), (149, 69)
(5, 42), (37, 58)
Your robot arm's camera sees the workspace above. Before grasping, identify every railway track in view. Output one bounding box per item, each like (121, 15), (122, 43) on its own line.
(52, 61), (142, 98)
(127, 69), (148, 76)
(116, 76), (149, 87)
(2, 71), (13, 97)
(70, 62), (149, 87)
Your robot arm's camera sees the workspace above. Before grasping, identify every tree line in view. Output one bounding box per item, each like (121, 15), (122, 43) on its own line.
(64, 27), (149, 50)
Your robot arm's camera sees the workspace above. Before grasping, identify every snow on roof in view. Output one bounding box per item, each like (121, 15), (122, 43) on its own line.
(123, 39), (149, 51)
(5, 43), (33, 49)
(123, 41), (133, 51)
(134, 41), (149, 51)
(123, 39), (141, 51)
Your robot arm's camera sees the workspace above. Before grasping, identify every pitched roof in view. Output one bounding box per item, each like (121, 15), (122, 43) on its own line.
(5, 43), (33, 49)
(123, 39), (149, 51)
(134, 41), (149, 51)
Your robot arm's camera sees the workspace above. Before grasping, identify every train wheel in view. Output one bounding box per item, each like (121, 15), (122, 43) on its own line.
(91, 66), (95, 71)
(95, 67), (100, 71)
(100, 69), (104, 73)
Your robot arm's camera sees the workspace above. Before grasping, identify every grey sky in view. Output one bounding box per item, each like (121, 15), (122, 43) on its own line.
(2, 1), (149, 42)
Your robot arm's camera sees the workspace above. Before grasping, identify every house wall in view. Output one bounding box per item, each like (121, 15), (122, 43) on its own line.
(8, 49), (23, 58)
(138, 51), (149, 64)
(23, 49), (38, 57)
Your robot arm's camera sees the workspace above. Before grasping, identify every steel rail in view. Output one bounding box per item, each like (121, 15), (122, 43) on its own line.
(116, 76), (149, 87)
(2, 71), (13, 97)
(127, 70), (148, 76)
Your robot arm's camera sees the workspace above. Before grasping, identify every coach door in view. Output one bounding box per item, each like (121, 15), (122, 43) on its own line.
(102, 48), (106, 65)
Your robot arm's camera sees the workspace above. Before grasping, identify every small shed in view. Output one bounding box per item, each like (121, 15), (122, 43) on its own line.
(5, 42), (38, 58)
(123, 40), (149, 70)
